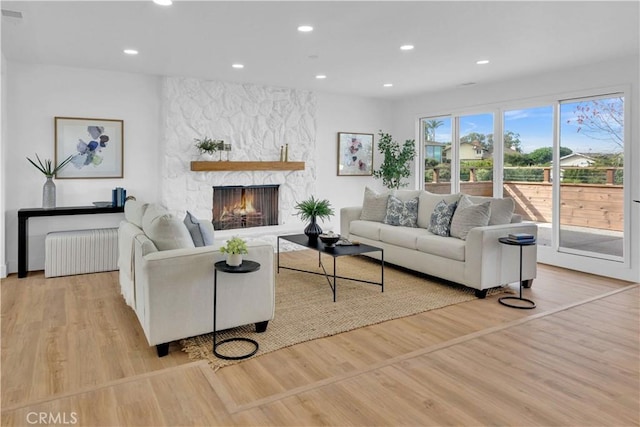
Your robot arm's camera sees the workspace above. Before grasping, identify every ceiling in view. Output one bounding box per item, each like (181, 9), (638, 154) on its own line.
(2, 1), (639, 99)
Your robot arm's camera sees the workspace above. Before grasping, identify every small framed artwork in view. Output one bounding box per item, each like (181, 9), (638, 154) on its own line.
(55, 117), (124, 179)
(337, 132), (374, 176)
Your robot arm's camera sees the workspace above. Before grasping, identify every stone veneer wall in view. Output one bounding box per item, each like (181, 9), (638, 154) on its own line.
(161, 77), (316, 225)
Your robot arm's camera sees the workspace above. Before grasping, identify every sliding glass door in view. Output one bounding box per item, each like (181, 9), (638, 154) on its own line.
(558, 95), (624, 261)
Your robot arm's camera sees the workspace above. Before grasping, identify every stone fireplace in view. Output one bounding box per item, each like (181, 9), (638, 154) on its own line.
(212, 185), (279, 230)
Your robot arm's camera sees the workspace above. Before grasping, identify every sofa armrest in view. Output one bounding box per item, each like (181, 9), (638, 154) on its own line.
(465, 223), (538, 289)
(134, 242), (275, 346)
(340, 206), (363, 237)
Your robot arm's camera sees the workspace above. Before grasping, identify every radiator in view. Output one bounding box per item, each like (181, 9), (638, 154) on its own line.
(45, 228), (118, 278)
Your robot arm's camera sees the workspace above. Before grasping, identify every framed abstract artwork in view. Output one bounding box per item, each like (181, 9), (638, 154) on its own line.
(337, 132), (374, 176)
(54, 117), (124, 179)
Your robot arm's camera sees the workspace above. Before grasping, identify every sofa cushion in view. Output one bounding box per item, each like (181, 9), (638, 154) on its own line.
(360, 187), (389, 222)
(416, 234), (466, 262)
(450, 195), (491, 240)
(184, 211), (215, 247)
(124, 200), (149, 228)
(349, 220), (382, 241)
(383, 196), (419, 227)
(427, 200), (458, 236)
(468, 196), (515, 225)
(417, 192), (461, 228)
(142, 204), (195, 251)
(391, 189), (422, 202)
(380, 224), (431, 250)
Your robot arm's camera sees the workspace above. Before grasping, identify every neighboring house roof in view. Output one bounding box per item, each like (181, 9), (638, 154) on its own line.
(554, 152), (596, 167)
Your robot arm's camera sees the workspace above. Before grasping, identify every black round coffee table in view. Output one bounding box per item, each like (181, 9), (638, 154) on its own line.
(213, 260), (261, 360)
(497, 237), (536, 310)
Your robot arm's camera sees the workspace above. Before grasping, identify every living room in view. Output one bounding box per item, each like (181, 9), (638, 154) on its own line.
(1, 1), (639, 425)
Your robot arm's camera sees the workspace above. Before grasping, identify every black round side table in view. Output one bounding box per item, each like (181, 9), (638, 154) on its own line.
(213, 260), (261, 360)
(497, 237), (536, 310)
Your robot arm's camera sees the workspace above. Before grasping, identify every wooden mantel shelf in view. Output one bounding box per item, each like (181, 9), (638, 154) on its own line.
(190, 161), (305, 172)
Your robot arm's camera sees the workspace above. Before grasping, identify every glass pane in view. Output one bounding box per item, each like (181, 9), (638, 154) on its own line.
(459, 113), (493, 196)
(503, 106), (554, 247)
(559, 96), (624, 259)
(421, 116), (452, 194)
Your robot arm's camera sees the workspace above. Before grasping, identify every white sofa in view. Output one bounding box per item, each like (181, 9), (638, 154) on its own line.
(340, 189), (537, 297)
(118, 200), (275, 357)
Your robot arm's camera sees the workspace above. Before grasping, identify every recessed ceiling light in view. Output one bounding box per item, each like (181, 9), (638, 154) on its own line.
(476, 59), (490, 65)
(232, 64), (244, 69)
(315, 75), (327, 79)
(123, 49), (138, 55)
(153, 0), (172, 5)
(297, 25), (313, 32)
(383, 83), (393, 87)
(400, 45), (414, 51)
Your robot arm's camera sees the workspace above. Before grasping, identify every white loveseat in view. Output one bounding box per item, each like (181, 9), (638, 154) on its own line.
(340, 188), (537, 297)
(118, 200), (275, 356)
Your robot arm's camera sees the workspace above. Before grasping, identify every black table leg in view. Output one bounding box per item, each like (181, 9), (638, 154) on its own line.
(18, 216), (28, 278)
(499, 244), (536, 309)
(212, 269), (259, 360)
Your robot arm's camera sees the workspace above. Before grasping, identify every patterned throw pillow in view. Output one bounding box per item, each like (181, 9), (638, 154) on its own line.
(427, 200), (458, 236)
(383, 196), (419, 227)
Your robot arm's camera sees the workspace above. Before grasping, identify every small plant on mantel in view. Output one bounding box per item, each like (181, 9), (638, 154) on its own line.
(194, 137), (224, 156)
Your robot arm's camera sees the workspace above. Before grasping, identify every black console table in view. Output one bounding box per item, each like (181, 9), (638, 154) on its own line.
(17, 206), (124, 278)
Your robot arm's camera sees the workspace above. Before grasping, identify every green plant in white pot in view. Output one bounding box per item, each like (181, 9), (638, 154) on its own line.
(220, 236), (248, 266)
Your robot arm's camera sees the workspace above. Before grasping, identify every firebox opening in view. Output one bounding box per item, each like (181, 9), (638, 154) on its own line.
(212, 185), (279, 230)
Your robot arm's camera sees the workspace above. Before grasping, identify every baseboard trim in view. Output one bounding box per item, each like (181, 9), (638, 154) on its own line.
(0, 263), (6, 279)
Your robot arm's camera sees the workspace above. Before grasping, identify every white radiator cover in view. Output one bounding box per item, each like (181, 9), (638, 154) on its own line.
(45, 228), (118, 278)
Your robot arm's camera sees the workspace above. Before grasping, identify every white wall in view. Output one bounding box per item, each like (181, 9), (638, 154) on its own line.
(4, 62), (161, 273)
(315, 92), (392, 231)
(1, 54), (6, 278)
(391, 55), (640, 281)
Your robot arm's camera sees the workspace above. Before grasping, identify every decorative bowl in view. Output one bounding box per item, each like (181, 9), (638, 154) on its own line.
(319, 233), (340, 247)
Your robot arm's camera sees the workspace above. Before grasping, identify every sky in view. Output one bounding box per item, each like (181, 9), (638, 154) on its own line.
(427, 97), (624, 155)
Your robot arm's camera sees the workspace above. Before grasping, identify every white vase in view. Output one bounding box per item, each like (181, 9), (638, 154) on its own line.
(42, 176), (56, 209)
(226, 253), (242, 267)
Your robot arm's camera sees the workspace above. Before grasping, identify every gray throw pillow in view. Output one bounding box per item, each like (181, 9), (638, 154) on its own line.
(383, 196), (419, 227)
(450, 195), (491, 240)
(184, 211), (215, 247)
(360, 187), (389, 222)
(427, 200), (458, 236)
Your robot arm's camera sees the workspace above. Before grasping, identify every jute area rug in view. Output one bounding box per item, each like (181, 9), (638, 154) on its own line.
(181, 249), (506, 371)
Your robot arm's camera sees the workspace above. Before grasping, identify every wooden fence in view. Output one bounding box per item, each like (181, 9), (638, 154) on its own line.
(424, 181), (624, 232)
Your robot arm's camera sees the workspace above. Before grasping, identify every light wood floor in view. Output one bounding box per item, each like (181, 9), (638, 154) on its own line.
(2, 258), (638, 426)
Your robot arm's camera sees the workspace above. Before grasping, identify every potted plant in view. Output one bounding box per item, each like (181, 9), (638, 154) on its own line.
(372, 131), (416, 189)
(220, 236), (249, 266)
(294, 196), (335, 245)
(194, 137), (224, 160)
(26, 153), (74, 209)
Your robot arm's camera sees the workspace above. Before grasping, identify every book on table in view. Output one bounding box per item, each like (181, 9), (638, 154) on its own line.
(508, 233), (534, 240)
(504, 237), (536, 244)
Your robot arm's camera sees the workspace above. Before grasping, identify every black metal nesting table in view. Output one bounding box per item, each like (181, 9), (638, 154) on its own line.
(213, 260), (261, 360)
(497, 237), (536, 309)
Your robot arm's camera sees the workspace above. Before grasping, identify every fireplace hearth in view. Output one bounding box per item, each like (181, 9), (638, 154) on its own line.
(212, 185), (279, 230)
